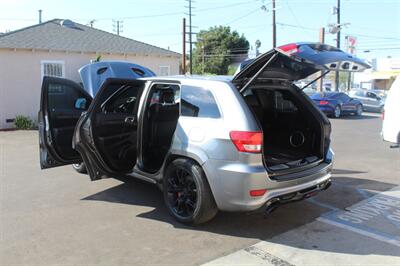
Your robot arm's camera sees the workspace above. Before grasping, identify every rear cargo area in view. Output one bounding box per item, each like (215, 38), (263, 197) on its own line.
(244, 84), (328, 173)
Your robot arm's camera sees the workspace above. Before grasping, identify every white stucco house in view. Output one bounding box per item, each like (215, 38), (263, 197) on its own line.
(0, 19), (181, 129)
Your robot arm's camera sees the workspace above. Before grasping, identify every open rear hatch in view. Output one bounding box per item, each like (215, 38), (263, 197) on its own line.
(233, 42), (370, 176)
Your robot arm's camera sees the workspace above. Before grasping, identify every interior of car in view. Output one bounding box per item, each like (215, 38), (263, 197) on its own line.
(89, 83), (144, 173)
(141, 84), (180, 173)
(244, 83), (323, 172)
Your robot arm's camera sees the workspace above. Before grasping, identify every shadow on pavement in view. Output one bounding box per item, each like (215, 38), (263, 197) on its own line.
(338, 114), (379, 120)
(81, 169), (399, 257)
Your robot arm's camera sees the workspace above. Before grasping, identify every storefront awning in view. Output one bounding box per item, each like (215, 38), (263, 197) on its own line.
(370, 70), (400, 80)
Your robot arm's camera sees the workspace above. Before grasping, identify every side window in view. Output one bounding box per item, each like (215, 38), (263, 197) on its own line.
(48, 82), (88, 111)
(159, 66), (170, 76)
(355, 91), (364, 97)
(340, 93), (351, 102)
(181, 86), (221, 118)
(103, 85), (140, 114)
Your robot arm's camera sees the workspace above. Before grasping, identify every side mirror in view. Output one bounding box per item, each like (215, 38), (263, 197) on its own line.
(75, 98), (87, 110)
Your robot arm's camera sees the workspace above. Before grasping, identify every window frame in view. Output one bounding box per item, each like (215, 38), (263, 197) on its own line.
(41, 60), (65, 80)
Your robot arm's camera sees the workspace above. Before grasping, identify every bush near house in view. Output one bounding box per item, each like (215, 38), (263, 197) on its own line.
(14, 115), (35, 130)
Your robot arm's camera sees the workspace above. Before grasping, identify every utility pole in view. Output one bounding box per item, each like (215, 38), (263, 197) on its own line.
(334, 0), (341, 91)
(182, 18), (186, 74)
(318, 27), (325, 92)
(38, 10), (42, 24)
(185, 0), (194, 74)
(272, 0), (276, 48)
(113, 20), (123, 36)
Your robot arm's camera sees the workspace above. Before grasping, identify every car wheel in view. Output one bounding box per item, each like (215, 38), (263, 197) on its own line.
(356, 105), (363, 116)
(333, 105), (341, 118)
(72, 162), (87, 174)
(163, 158), (218, 224)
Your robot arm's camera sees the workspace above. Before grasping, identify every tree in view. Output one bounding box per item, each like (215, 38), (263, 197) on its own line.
(192, 26), (249, 75)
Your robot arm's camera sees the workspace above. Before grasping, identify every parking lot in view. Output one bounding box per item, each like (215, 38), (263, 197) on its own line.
(1, 113), (399, 265)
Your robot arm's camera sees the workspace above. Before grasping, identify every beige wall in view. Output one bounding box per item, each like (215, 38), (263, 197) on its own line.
(0, 48), (180, 128)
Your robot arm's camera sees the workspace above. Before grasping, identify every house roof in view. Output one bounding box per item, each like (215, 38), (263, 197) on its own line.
(0, 19), (180, 58)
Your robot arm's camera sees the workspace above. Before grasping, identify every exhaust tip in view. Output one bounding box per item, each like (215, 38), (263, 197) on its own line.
(265, 201), (280, 215)
(322, 179), (332, 190)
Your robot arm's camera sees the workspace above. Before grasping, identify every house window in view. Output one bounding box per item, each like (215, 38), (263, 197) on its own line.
(159, 65), (170, 76)
(41, 60), (65, 79)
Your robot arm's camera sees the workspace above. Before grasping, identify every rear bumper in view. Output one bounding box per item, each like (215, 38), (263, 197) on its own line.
(318, 105), (335, 115)
(202, 156), (333, 212)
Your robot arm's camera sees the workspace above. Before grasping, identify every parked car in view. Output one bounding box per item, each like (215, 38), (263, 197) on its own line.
(68, 61), (156, 173)
(38, 42), (370, 224)
(348, 90), (384, 113)
(310, 92), (363, 118)
(382, 76), (400, 148)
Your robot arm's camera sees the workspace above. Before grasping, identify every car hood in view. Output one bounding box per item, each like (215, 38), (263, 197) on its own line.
(79, 61), (156, 97)
(232, 42), (371, 86)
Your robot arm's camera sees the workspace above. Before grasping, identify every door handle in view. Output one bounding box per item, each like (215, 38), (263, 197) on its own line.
(124, 116), (136, 125)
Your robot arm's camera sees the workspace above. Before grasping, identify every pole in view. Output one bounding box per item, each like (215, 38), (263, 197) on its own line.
(272, 0), (276, 48)
(182, 18), (186, 74)
(38, 10), (42, 24)
(202, 45), (205, 74)
(317, 27), (325, 92)
(117, 21), (120, 35)
(334, 0), (341, 91)
(189, 0), (193, 74)
(346, 36), (352, 91)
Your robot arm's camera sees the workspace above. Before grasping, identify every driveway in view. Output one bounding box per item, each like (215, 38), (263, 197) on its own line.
(1, 113), (399, 265)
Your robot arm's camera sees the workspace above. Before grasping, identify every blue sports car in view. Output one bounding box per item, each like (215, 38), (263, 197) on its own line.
(310, 92), (363, 118)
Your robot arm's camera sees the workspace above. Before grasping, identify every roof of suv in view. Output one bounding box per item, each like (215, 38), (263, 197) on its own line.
(144, 75), (233, 83)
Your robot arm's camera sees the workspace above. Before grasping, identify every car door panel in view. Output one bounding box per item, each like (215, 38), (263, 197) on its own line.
(73, 78), (146, 181)
(39, 76), (92, 169)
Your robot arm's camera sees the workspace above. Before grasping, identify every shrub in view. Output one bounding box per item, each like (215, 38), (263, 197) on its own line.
(14, 115), (34, 130)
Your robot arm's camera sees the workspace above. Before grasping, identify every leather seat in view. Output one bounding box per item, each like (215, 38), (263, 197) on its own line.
(148, 89), (179, 148)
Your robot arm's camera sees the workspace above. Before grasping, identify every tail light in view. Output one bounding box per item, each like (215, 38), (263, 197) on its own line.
(319, 100), (329, 105)
(276, 43), (298, 56)
(250, 189), (267, 197)
(382, 110), (385, 120)
(230, 131), (263, 153)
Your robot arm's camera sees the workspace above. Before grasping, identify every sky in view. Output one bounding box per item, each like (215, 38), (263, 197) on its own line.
(1, 0), (399, 60)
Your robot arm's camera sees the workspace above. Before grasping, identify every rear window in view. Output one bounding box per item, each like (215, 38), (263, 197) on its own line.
(181, 86), (221, 118)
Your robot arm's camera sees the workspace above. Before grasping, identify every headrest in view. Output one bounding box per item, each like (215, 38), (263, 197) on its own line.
(160, 89), (175, 104)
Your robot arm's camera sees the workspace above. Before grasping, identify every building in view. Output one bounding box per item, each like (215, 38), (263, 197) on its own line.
(353, 57), (400, 91)
(0, 19), (181, 129)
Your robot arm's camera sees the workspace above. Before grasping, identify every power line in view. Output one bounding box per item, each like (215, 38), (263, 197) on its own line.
(225, 8), (260, 25)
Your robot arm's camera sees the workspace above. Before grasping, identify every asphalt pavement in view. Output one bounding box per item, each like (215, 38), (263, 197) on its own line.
(0, 112), (399, 265)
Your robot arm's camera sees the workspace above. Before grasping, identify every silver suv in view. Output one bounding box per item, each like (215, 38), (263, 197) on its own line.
(38, 43), (370, 224)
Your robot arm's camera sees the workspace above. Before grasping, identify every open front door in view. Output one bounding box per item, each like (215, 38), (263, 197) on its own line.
(73, 78), (146, 181)
(39, 76), (92, 169)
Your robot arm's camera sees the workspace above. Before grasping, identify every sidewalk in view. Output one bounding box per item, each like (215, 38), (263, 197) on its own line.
(203, 187), (400, 266)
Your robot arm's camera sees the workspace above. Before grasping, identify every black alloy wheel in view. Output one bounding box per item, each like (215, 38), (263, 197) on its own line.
(163, 158), (218, 224)
(166, 166), (197, 218)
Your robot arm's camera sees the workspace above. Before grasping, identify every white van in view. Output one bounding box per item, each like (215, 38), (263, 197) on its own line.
(382, 76), (400, 148)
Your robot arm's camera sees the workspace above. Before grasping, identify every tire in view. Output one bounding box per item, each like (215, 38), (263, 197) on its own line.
(72, 162), (87, 174)
(356, 105), (363, 116)
(163, 158), (218, 224)
(333, 105), (341, 118)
